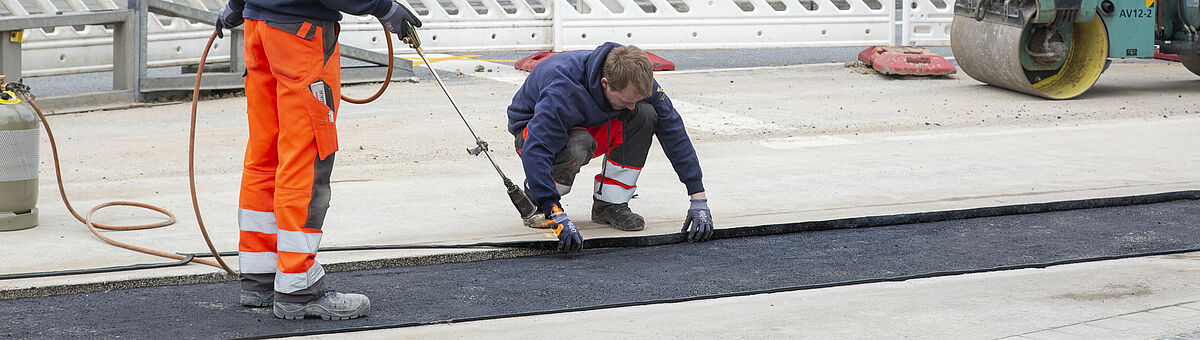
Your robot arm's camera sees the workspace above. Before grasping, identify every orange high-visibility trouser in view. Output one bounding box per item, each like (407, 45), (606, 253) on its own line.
(238, 19), (341, 304)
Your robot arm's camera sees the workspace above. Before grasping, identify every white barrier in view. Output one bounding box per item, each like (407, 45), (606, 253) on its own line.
(2, 0), (936, 77)
(551, 0), (893, 50)
(900, 0), (952, 46)
(337, 0), (555, 54)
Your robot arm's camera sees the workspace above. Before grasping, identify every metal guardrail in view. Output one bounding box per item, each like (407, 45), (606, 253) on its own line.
(6, 0), (906, 79)
(0, 0), (411, 112)
(0, 7), (139, 110)
(0, 0), (950, 110)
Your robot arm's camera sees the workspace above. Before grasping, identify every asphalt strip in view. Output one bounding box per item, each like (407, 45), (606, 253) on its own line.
(5, 193), (1200, 339)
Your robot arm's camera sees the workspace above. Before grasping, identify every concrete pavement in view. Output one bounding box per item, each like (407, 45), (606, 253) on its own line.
(328, 253), (1200, 339)
(2, 56), (1199, 337)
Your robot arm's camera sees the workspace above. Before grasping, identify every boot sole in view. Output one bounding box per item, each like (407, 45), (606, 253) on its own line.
(591, 215), (645, 231)
(241, 300), (271, 307)
(273, 300), (371, 320)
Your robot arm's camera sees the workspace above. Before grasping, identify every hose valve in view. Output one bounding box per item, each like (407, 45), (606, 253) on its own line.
(467, 138), (489, 156)
(1, 77), (32, 101)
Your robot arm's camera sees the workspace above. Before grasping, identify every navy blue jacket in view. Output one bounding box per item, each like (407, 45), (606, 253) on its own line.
(508, 42), (704, 214)
(229, 0), (393, 23)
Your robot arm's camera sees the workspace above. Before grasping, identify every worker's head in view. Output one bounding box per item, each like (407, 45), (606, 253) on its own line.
(601, 45), (654, 111)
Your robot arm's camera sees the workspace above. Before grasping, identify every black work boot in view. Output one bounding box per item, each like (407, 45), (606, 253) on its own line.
(591, 199), (645, 231)
(240, 290), (273, 307)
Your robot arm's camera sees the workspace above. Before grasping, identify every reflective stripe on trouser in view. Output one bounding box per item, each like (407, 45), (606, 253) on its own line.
(594, 159), (641, 203)
(592, 101), (656, 204)
(239, 19), (340, 303)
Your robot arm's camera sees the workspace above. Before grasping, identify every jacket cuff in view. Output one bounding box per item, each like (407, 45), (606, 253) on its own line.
(684, 180), (705, 196)
(231, 0), (245, 12)
(540, 200), (561, 217)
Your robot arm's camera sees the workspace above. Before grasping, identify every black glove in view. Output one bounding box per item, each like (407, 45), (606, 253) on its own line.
(376, 1), (422, 39)
(548, 204), (583, 252)
(682, 198), (714, 242)
(214, 2), (243, 39)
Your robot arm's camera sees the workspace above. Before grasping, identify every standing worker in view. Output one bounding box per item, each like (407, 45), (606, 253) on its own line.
(508, 42), (715, 251)
(213, 0), (421, 320)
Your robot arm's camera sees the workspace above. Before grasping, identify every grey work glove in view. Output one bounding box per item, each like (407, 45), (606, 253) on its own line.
(682, 198), (714, 242)
(548, 204), (583, 252)
(214, 2), (243, 39)
(376, 1), (422, 39)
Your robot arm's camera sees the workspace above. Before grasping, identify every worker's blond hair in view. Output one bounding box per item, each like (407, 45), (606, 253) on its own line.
(602, 45), (654, 98)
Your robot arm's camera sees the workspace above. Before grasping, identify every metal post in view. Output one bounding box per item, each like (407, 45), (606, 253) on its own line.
(122, 0), (148, 102)
(112, 11), (139, 94)
(229, 30), (244, 74)
(0, 31), (21, 79)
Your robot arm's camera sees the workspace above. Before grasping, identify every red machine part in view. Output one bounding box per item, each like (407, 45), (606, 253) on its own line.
(515, 51), (675, 72)
(514, 51), (556, 71)
(1154, 49), (1180, 62)
(857, 46), (956, 76)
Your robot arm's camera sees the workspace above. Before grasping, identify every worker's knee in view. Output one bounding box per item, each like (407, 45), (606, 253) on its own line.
(626, 102), (658, 132)
(549, 129), (595, 188)
(559, 129), (597, 168)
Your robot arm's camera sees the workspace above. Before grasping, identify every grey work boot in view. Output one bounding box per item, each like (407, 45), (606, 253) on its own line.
(273, 291), (371, 320)
(240, 290), (273, 307)
(591, 200), (645, 231)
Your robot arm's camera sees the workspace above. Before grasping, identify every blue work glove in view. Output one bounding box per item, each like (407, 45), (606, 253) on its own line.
(376, 1), (422, 39)
(548, 205), (583, 252)
(214, 2), (242, 39)
(682, 198), (714, 242)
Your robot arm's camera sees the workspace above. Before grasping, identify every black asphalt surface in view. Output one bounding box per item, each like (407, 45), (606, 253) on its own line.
(5, 199), (1200, 339)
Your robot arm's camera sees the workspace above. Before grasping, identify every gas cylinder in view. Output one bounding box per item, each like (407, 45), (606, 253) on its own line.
(0, 88), (38, 231)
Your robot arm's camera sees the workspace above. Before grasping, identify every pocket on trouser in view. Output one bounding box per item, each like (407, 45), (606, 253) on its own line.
(305, 80), (338, 160)
(263, 21), (319, 81)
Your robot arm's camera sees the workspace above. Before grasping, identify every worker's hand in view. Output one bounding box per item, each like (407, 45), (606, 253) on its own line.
(548, 205), (583, 252)
(376, 1), (422, 39)
(213, 2), (243, 39)
(681, 198), (714, 242)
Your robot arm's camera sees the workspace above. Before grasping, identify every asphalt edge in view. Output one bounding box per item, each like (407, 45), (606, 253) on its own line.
(0, 248), (552, 300)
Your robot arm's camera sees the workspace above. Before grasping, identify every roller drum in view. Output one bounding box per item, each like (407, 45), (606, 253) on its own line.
(951, 12), (1110, 99)
(1181, 52), (1200, 77)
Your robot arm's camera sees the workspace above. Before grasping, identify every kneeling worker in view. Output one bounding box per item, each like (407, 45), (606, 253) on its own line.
(507, 42), (715, 251)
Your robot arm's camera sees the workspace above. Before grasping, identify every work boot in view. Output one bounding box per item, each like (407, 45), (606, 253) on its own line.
(240, 290), (273, 307)
(273, 291), (371, 320)
(591, 200), (645, 231)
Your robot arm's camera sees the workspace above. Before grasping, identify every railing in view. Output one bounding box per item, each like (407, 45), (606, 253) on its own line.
(0, 5), (140, 110)
(0, 0), (954, 109)
(3, 0), (914, 79)
(0, 0), (410, 111)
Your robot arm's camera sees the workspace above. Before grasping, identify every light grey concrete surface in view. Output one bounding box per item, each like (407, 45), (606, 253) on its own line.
(313, 253), (1200, 339)
(1, 57), (1198, 329)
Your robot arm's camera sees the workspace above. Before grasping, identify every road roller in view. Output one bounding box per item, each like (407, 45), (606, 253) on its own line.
(951, 0), (1200, 99)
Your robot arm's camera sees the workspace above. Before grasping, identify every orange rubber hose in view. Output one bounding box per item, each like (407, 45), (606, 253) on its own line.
(27, 97), (231, 272)
(340, 21), (396, 104)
